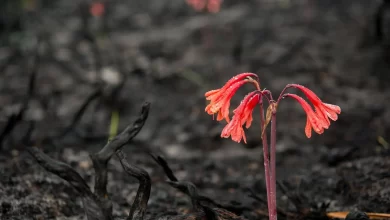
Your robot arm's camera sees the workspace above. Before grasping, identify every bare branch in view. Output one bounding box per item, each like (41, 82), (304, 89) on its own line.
(116, 149), (151, 220)
(90, 102), (150, 216)
(59, 88), (102, 138)
(149, 154), (178, 182)
(0, 49), (38, 148)
(27, 146), (108, 220)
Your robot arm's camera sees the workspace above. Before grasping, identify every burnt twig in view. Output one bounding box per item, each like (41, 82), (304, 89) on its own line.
(150, 154), (178, 182)
(27, 146), (107, 220)
(0, 50), (38, 149)
(167, 181), (219, 220)
(90, 102), (150, 216)
(21, 121), (35, 145)
(27, 102), (151, 220)
(151, 155), (248, 220)
(116, 149), (151, 220)
(59, 87), (102, 138)
(167, 180), (202, 210)
(151, 154), (220, 207)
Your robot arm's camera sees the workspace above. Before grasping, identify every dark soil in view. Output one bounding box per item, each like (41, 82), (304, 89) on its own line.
(1, 0), (390, 219)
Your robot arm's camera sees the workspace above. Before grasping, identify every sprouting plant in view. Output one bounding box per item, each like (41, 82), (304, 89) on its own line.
(186, 0), (223, 13)
(204, 72), (341, 220)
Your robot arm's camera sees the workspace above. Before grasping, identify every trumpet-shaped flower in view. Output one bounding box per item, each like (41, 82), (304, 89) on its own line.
(205, 73), (258, 122)
(221, 91), (260, 143)
(284, 93), (329, 138)
(289, 84), (341, 126)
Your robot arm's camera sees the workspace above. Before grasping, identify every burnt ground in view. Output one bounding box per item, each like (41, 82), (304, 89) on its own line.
(1, 0), (390, 219)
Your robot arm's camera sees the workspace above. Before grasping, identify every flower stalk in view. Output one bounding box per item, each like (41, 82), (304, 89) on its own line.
(269, 110), (277, 220)
(205, 73), (341, 220)
(259, 97), (271, 218)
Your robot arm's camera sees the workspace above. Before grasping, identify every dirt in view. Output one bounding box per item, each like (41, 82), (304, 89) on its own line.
(1, 0), (390, 219)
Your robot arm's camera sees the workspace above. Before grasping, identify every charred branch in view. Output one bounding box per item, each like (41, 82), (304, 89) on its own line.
(0, 49), (38, 149)
(27, 146), (107, 220)
(27, 102), (151, 220)
(91, 102), (150, 196)
(116, 149), (151, 220)
(152, 154), (246, 220)
(90, 102), (150, 217)
(59, 87), (102, 138)
(150, 154), (178, 182)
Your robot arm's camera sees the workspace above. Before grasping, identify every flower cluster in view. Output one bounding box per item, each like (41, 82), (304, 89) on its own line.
(205, 73), (341, 142)
(186, 0), (223, 13)
(204, 73), (341, 220)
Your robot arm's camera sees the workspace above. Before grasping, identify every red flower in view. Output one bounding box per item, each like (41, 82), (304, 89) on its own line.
(186, 0), (223, 13)
(186, 0), (206, 11)
(90, 2), (105, 17)
(205, 73), (258, 122)
(289, 84), (341, 126)
(207, 0), (222, 13)
(284, 94), (329, 138)
(221, 91), (261, 143)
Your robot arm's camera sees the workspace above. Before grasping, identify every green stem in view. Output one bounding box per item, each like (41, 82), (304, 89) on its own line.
(109, 110), (119, 141)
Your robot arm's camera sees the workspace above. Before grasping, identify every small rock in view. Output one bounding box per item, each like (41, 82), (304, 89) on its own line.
(101, 67), (122, 86)
(11, 149), (19, 157)
(78, 160), (92, 169)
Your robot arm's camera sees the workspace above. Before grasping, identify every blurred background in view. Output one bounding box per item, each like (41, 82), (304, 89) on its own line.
(1, 0), (389, 219)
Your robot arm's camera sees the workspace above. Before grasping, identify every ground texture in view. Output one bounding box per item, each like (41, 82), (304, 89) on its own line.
(1, 0), (390, 219)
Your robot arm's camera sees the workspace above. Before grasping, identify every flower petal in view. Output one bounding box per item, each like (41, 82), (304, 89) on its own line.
(205, 73), (259, 122)
(220, 91), (259, 143)
(305, 117), (312, 138)
(322, 103), (341, 121)
(243, 93), (260, 128)
(289, 84), (341, 126)
(205, 89), (220, 100)
(207, 0), (222, 13)
(285, 93), (328, 138)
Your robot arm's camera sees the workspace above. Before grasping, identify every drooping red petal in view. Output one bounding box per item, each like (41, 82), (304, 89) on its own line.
(205, 80), (247, 122)
(222, 122), (246, 143)
(305, 117), (312, 138)
(205, 89), (220, 100)
(289, 84), (341, 126)
(186, 0), (207, 11)
(285, 94), (327, 138)
(322, 103), (341, 121)
(289, 84), (329, 124)
(221, 91), (259, 143)
(205, 73), (259, 122)
(242, 93), (261, 128)
(207, 0), (222, 13)
(205, 73), (258, 103)
(221, 118), (241, 141)
(221, 97), (248, 142)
